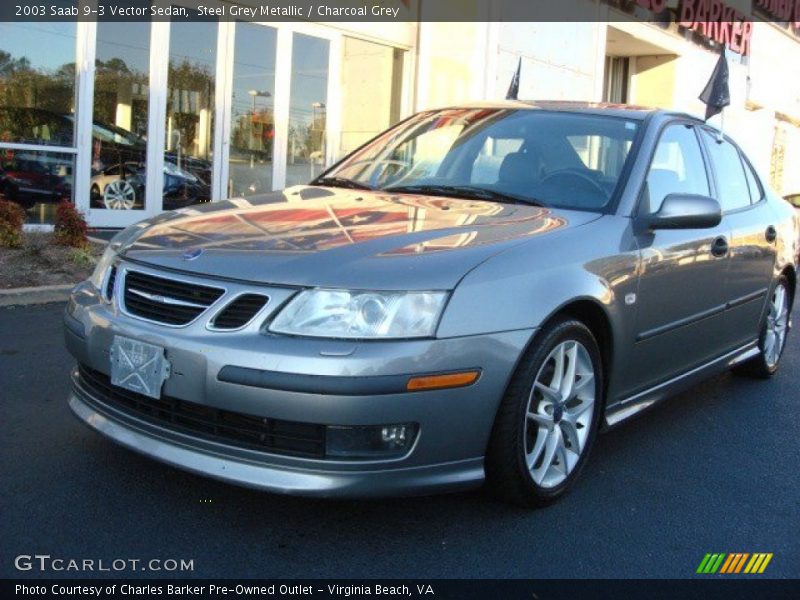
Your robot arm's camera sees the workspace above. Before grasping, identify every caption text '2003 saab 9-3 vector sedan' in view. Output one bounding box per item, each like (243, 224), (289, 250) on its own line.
(64, 102), (798, 506)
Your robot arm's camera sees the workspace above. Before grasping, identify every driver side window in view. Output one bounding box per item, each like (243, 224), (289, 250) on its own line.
(643, 124), (710, 214)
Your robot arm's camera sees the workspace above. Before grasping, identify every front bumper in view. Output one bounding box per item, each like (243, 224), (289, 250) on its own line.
(69, 373), (485, 497)
(65, 274), (534, 497)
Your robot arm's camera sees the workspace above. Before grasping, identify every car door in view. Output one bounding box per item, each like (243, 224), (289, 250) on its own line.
(699, 129), (777, 349)
(626, 122), (731, 396)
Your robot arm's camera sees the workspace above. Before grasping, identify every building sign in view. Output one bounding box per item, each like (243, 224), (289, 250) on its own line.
(605, 0), (753, 56)
(678, 0), (753, 56)
(755, 0), (800, 35)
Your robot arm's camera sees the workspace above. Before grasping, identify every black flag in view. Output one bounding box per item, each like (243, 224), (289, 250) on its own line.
(699, 45), (730, 121)
(506, 58), (521, 100)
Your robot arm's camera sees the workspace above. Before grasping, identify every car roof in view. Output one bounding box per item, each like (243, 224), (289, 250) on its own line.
(434, 100), (701, 122)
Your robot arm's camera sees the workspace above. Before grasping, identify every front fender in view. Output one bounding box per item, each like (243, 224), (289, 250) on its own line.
(437, 216), (641, 405)
(437, 216), (638, 338)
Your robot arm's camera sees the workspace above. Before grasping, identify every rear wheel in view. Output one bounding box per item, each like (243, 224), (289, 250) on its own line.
(734, 275), (792, 378)
(485, 318), (603, 507)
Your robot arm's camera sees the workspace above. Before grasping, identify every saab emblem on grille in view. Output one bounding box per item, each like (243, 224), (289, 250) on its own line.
(183, 247), (204, 261)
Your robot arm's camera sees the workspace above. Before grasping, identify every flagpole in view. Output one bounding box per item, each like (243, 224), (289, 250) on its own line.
(718, 46), (726, 143)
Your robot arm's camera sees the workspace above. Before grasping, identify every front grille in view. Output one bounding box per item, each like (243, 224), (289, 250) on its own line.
(211, 294), (270, 329)
(105, 266), (117, 301)
(123, 270), (224, 326)
(77, 365), (326, 458)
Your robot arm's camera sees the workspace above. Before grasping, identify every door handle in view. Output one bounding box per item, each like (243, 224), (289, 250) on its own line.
(765, 225), (777, 244)
(711, 236), (729, 257)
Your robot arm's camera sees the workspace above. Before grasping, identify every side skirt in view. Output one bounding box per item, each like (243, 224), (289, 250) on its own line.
(603, 342), (760, 428)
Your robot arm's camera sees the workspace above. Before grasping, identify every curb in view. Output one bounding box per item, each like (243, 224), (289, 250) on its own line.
(0, 284), (76, 307)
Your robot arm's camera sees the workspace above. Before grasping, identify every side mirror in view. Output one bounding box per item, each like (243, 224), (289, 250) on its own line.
(647, 194), (722, 230)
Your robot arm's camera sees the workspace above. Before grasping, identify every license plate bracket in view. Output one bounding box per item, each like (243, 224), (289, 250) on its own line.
(110, 335), (171, 399)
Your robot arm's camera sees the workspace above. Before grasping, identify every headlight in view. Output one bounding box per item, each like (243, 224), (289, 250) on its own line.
(269, 289), (448, 339)
(88, 245), (117, 290)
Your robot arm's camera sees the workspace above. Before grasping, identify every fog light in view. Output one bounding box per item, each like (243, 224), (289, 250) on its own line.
(326, 423), (418, 459)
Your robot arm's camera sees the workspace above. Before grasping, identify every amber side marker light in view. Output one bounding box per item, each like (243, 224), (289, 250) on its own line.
(406, 370), (481, 391)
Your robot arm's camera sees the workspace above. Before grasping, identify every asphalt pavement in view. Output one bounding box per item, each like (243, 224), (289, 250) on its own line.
(1, 302), (798, 579)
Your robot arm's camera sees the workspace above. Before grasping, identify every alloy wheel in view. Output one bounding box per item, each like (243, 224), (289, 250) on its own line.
(524, 340), (596, 488)
(764, 282), (789, 368)
(102, 180), (137, 210)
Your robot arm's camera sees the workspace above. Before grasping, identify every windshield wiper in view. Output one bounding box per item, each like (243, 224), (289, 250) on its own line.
(312, 176), (375, 191)
(383, 184), (542, 206)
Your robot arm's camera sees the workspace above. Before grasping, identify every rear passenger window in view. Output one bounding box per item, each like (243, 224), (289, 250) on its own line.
(741, 155), (763, 203)
(643, 124), (710, 214)
(701, 130), (751, 211)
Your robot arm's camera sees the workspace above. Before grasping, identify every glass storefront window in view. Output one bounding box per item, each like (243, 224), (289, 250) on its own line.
(91, 21), (150, 211)
(0, 23), (77, 223)
(286, 33), (329, 187)
(165, 21), (216, 206)
(340, 38), (404, 158)
(228, 23), (277, 198)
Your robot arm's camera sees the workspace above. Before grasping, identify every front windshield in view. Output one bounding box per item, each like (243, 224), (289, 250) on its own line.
(321, 108), (640, 211)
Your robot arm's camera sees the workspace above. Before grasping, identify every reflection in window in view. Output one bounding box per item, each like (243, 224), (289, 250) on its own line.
(472, 137), (523, 185)
(0, 23), (77, 146)
(0, 23), (77, 223)
(0, 149), (74, 216)
(164, 21), (216, 205)
(228, 23), (276, 197)
(645, 125), (709, 214)
(91, 21), (150, 211)
(327, 109), (639, 211)
(286, 33), (329, 187)
(742, 155), (763, 203)
(701, 130), (751, 212)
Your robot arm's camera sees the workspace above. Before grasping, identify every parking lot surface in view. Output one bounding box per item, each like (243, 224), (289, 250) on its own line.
(1, 302), (798, 578)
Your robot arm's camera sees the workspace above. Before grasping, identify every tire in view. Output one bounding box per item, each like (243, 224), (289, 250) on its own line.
(90, 185), (102, 208)
(485, 317), (604, 507)
(733, 275), (792, 379)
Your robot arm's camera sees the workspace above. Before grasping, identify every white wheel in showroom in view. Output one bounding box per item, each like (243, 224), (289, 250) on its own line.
(103, 180), (137, 210)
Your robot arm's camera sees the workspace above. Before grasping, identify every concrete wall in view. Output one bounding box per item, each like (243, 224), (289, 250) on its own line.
(631, 55), (677, 108)
(416, 21), (605, 109)
(493, 22), (604, 102)
(747, 21), (800, 194)
(340, 37), (400, 155)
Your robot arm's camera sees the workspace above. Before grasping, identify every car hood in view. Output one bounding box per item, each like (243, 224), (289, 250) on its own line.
(118, 186), (601, 290)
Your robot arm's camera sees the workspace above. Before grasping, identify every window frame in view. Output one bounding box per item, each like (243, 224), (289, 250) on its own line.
(739, 149), (765, 205)
(635, 119), (714, 217)
(698, 126), (762, 215)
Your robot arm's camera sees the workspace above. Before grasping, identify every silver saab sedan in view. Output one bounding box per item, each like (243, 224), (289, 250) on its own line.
(64, 102), (798, 506)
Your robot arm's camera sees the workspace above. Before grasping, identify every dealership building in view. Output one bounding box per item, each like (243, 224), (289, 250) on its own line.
(1, 0), (799, 228)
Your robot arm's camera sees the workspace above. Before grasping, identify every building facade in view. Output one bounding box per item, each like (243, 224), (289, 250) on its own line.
(1, 0), (798, 228)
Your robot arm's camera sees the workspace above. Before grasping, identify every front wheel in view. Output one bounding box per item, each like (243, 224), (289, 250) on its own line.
(734, 275), (792, 378)
(485, 318), (603, 507)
